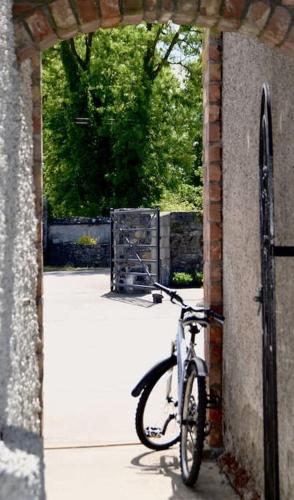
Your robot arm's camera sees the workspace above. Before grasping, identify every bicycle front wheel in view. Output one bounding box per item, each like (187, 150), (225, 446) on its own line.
(180, 364), (206, 486)
(135, 356), (180, 450)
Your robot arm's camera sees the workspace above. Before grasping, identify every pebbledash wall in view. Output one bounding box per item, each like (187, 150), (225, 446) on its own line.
(0, 1), (44, 498)
(222, 32), (294, 498)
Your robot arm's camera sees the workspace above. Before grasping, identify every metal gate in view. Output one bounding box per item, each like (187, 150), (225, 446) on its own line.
(259, 83), (280, 500)
(110, 208), (160, 293)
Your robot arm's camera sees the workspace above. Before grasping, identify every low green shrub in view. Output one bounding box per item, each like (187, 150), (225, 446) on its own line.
(76, 235), (97, 245)
(193, 271), (203, 286)
(172, 272), (193, 286)
(172, 270), (203, 287)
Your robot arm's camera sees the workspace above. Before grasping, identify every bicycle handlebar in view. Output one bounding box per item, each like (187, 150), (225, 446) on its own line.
(154, 282), (225, 325)
(154, 282), (184, 304)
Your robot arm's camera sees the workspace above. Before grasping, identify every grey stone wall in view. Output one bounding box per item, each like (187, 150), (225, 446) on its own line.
(160, 212), (202, 285)
(47, 217), (110, 245)
(47, 242), (110, 267)
(170, 212), (202, 275)
(159, 213), (171, 285)
(223, 32), (294, 497)
(46, 213), (202, 279)
(46, 217), (111, 268)
(0, 1), (44, 498)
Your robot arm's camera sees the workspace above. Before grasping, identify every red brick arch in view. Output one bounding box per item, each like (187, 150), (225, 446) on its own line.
(13, 0), (294, 59)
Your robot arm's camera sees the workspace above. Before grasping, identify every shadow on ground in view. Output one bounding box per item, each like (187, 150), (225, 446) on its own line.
(130, 449), (237, 500)
(44, 268), (108, 277)
(102, 291), (156, 308)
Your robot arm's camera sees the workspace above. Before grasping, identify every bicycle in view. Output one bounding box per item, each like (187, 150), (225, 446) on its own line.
(131, 282), (224, 486)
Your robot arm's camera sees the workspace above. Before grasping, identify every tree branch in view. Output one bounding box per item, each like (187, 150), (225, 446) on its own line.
(85, 33), (93, 70)
(153, 27), (182, 80)
(69, 39), (87, 71)
(144, 24), (165, 78)
(169, 61), (193, 75)
(68, 35), (93, 72)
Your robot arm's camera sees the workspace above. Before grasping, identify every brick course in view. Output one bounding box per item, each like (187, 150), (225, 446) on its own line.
(12, 0), (294, 59)
(203, 30), (223, 448)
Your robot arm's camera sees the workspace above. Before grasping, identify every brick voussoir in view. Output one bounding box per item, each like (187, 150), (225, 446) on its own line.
(25, 8), (58, 48)
(259, 5), (292, 47)
(74, 0), (101, 32)
(280, 25), (294, 53)
(223, 0), (247, 21)
(121, 0), (144, 24)
(200, 0), (222, 18)
(239, 0), (272, 38)
(49, 0), (79, 38)
(143, 0), (157, 22)
(158, 0), (173, 22)
(99, 0), (121, 27)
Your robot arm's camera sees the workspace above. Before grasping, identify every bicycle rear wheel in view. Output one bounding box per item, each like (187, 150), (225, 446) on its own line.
(135, 356), (180, 450)
(180, 364), (206, 486)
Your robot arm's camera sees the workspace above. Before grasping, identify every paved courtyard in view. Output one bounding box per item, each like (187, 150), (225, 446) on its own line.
(43, 269), (238, 499)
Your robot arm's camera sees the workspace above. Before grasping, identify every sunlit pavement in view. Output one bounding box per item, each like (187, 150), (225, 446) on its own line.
(44, 269), (238, 499)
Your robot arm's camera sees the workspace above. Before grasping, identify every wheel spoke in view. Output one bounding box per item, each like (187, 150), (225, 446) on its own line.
(188, 428), (196, 447)
(135, 358), (180, 451)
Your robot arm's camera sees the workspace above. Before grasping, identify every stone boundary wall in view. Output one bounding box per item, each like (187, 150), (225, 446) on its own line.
(45, 216), (111, 267)
(45, 214), (202, 275)
(47, 242), (110, 267)
(46, 216), (110, 245)
(160, 212), (203, 285)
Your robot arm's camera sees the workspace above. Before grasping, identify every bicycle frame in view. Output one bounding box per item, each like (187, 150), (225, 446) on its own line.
(175, 315), (208, 419)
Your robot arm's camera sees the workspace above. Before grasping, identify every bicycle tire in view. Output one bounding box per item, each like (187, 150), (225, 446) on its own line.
(135, 355), (180, 451)
(180, 363), (206, 486)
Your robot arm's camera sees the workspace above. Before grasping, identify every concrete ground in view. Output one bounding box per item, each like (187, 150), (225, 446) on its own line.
(44, 269), (238, 499)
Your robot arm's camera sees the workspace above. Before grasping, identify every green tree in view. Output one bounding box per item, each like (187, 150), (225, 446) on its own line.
(42, 23), (203, 217)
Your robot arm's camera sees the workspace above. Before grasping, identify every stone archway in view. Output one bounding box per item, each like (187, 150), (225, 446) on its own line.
(11, 0), (294, 451)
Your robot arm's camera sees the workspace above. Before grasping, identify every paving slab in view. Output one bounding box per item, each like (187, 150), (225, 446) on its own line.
(45, 445), (238, 500)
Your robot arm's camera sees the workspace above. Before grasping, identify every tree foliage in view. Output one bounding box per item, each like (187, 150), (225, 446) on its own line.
(42, 23), (203, 217)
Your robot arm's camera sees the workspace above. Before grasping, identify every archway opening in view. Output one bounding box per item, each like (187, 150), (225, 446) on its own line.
(41, 22), (208, 497)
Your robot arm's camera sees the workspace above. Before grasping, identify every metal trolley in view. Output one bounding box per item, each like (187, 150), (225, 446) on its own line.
(110, 208), (160, 293)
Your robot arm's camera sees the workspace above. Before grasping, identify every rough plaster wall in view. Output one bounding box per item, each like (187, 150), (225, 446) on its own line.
(223, 33), (294, 497)
(0, 0), (44, 498)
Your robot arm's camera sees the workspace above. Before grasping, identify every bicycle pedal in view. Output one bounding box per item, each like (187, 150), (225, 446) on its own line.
(181, 419), (196, 426)
(145, 426), (162, 438)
